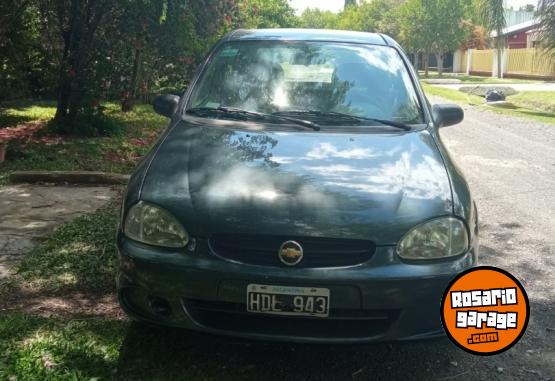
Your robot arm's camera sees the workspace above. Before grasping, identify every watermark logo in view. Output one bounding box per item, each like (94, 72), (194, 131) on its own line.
(441, 266), (529, 355)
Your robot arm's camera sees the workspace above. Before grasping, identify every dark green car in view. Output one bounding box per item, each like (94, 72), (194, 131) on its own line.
(117, 29), (478, 343)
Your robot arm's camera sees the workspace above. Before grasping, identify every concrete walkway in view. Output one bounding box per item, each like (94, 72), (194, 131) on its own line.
(0, 185), (117, 278)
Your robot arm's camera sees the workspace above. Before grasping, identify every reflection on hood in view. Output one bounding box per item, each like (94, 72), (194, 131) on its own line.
(140, 122), (453, 244)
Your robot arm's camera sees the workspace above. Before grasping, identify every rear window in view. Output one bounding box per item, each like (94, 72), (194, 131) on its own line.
(188, 41), (423, 124)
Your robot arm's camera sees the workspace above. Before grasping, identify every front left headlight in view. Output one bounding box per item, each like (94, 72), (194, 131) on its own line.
(124, 201), (189, 248)
(397, 217), (468, 260)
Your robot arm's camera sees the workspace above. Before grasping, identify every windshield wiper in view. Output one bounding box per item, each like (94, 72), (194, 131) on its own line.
(272, 110), (411, 131)
(186, 106), (320, 131)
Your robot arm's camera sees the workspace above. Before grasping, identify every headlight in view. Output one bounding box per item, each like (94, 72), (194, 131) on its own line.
(397, 217), (468, 260)
(124, 201), (189, 248)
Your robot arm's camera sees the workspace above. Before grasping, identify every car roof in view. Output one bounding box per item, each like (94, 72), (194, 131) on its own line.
(225, 29), (397, 46)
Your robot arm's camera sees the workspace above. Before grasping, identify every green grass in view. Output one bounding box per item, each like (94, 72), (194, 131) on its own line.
(421, 83), (555, 125)
(0, 102), (167, 185)
(509, 91), (555, 113)
(0, 314), (127, 381)
(0, 202), (126, 380)
(0, 100), (56, 128)
(0, 199), (129, 380)
(15, 203), (120, 293)
(421, 83), (484, 104)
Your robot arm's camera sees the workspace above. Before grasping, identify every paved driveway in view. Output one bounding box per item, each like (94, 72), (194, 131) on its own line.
(0, 185), (116, 278)
(115, 101), (555, 380)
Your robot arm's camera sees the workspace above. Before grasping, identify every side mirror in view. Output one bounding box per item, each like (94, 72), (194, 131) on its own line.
(153, 94), (180, 118)
(432, 104), (464, 128)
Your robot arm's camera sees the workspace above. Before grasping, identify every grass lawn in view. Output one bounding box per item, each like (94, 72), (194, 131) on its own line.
(0, 101), (168, 185)
(509, 91), (555, 114)
(421, 83), (555, 125)
(0, 199), (123, 379)
(0, 100), (168, 379)
(0, 100), (56, 126)
(0, 314), (127, 380)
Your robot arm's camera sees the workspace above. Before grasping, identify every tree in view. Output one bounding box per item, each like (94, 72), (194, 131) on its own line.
(238, 0), (297, 29)
(425, 0), (469, 76)
(0, 1), (56, 99)
(459, 21), (489, 50)
(344, 0), (357, 9)
(398, 0), (434, 75)
(376, 0), (405, 39)
(111, 0), (237, 111)
(478, 0), (506, 78)
(398, 0), (469, 76)
(298, 8), (338, 29)
(336, 0), (401, 35)
(34, 0), (238, 133)
(0, 0), (32, 41)
(537, 0), (555, 57)
(40, 0), (118, 133)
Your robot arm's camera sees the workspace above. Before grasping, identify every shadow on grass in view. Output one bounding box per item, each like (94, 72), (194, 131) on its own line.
(0, 314), (127, 380)
(512, 108), (555, 120)
(0, 100), (56, 129)
(15, 205), (120, 295)
(0, 112), (37, 129)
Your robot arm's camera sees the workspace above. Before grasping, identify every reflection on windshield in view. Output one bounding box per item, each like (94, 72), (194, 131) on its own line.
(188, 41), (423, 124)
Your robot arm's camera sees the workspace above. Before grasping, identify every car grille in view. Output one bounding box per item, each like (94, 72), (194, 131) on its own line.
(183, 299), (398, 339)
(208, 235), (375, 268)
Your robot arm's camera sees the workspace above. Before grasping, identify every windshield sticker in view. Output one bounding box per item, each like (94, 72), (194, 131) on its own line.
(281, 63), (334, 83)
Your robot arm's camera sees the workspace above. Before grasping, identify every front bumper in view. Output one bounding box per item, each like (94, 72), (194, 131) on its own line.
(117, 233), (478, 343)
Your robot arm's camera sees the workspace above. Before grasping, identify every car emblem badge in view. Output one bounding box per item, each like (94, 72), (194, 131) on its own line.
(278, 240), (303, 266)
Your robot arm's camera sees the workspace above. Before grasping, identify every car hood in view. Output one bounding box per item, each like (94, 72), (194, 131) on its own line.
(140, 118), (453, 245)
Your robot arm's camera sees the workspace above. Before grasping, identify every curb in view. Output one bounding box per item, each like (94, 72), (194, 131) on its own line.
(8, 171), (130, 185)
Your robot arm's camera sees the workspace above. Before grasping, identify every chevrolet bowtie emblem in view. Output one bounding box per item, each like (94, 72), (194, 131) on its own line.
(278, 240), (303, 266)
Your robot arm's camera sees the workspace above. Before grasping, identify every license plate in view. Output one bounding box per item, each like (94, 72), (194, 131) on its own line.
(246, 284), (330, 317)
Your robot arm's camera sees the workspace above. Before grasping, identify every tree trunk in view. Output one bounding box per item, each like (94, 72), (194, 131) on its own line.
(52, 0), (108, 134)
(424, 49), (430, 77)
(55, 42), (86, 132)
(54, 17), (75, 122)
(122, 48), (142, 112)
(436, 52), (444, 77)
(54, 0), (85, 132)
(414, 52), (420, 71)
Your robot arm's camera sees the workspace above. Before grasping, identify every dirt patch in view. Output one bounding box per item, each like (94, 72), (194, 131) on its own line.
(0, 284), (125, 320)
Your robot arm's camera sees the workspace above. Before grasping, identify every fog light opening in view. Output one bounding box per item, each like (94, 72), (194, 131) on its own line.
(147, 296), (172, 317)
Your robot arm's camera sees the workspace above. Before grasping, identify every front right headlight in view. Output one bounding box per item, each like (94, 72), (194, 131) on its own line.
(397, 217), (468, 260)
(124, 201), (189, 248)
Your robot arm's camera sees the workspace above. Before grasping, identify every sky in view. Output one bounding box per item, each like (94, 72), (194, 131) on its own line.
(289, 0), (539, 14)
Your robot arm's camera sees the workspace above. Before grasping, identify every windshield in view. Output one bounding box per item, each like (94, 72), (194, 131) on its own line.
(188, 41), (424, 125)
